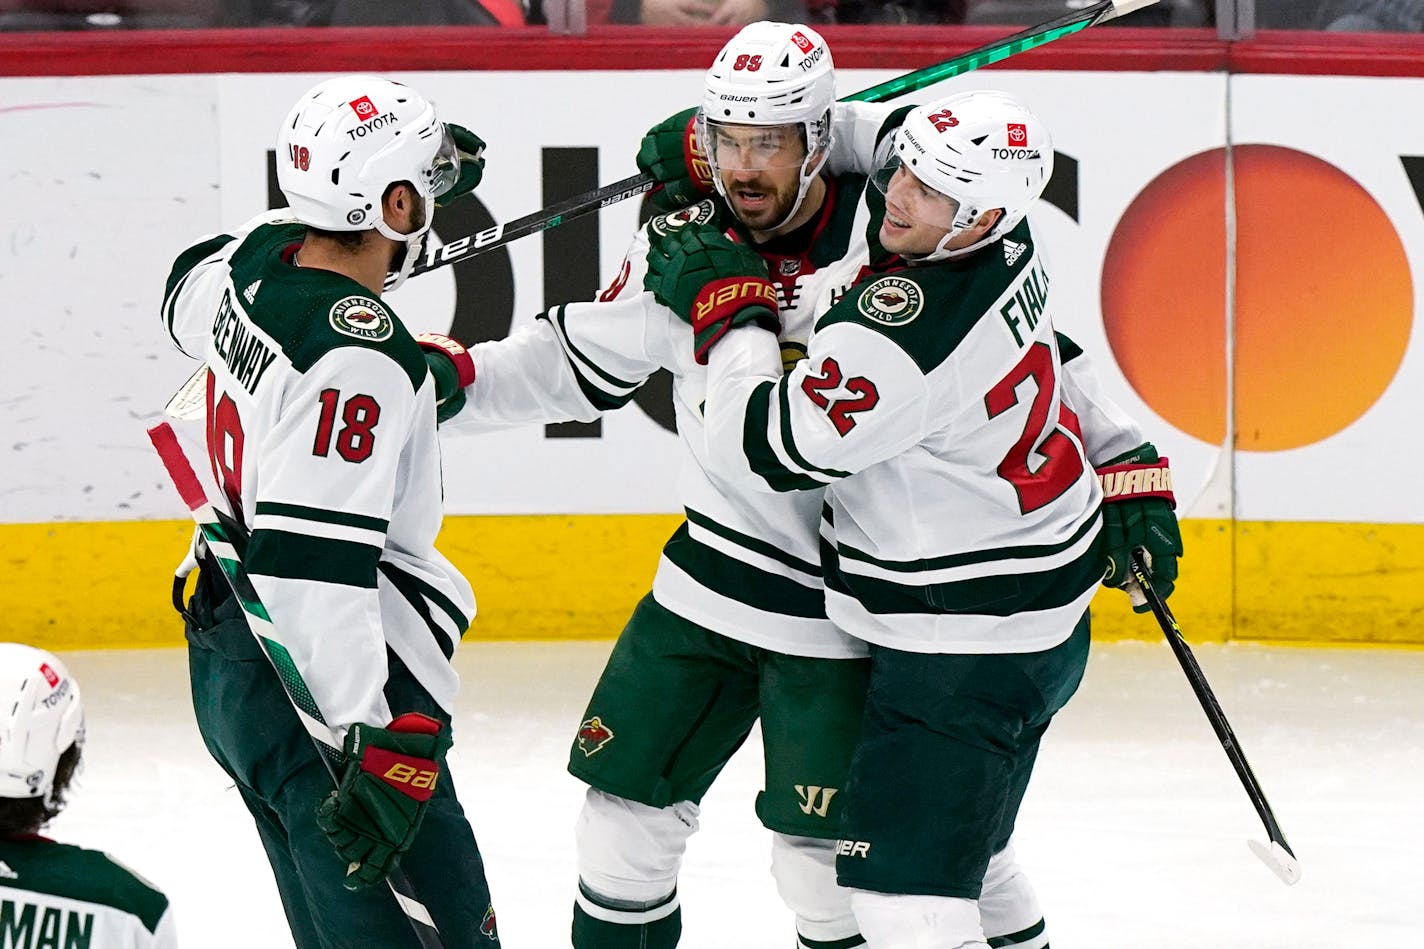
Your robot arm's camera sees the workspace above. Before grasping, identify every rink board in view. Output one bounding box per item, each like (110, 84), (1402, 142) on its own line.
(4, 517), (1422, 650)
(2, 32), (1423, 647)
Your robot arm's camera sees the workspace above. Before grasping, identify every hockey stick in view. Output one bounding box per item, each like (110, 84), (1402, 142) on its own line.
(395, 0), (1158, 287)
(147, 419), (448, 948)
(1129, 550), (1302, 886)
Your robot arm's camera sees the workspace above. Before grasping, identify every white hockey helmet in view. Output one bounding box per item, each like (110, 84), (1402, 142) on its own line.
(875, 90), (1054, 261)
(0, 644), (84, 801)
(276, 75), (460, 289)
(697, 21), (836, 230)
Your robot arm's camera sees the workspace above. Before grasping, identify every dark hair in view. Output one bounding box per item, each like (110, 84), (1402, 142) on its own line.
(0, 743), (81, 837)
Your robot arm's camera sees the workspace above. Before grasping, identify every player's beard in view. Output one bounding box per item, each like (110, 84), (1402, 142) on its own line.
(724, 171), (800, 233)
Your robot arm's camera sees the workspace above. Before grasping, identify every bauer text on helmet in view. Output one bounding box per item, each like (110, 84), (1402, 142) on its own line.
(698, 22), (836, 234)
(875, 90), (1054, 262)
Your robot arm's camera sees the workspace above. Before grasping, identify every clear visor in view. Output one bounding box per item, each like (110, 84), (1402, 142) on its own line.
(872, 154), (962, 232)
(703, 120), (808, 174)
(427, 125), (460, 198)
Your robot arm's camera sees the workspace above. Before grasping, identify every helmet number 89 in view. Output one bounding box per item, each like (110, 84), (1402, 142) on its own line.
(732, 54), (763, 71)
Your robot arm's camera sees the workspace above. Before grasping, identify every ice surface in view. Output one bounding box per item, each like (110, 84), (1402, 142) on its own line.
(53, 640), (1424, 948)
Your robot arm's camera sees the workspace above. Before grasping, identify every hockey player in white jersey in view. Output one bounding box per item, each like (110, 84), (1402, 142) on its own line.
(0, 643), (177, 948)
(420, 24), (1178, 949)
(652, 89), (1178, 948)
(159, 76), (501, 947)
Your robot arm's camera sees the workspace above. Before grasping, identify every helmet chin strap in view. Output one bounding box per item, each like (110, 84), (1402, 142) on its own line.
(374, 194), (434, 292)
(765, 146), (830, 233)
(917, 206), (1009, 263)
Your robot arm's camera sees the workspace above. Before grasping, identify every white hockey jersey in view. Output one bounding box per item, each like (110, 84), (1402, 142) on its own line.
(0, 837), (176, 948)
(446, 188), (883, 658)
(705, 218), (1106, 654)
(161, 212), (474, 734)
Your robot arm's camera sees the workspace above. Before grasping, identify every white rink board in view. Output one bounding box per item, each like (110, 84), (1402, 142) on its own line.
(1, 69), (1419, 523)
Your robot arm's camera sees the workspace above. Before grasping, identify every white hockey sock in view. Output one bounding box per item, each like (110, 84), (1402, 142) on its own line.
(771, 833), (864, 947)
(850, 891), (988, 949)
(979, 843), (1048, 949)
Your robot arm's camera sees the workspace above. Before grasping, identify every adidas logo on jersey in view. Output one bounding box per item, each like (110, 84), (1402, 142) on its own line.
(1003, 239), (1026, 267)
(243, 280), (262, 304)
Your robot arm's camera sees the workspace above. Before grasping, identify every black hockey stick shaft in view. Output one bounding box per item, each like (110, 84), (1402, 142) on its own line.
(148, 421), (447, 949)
(402, 0), (1157, 283)
(1129, 551), (1296, 857)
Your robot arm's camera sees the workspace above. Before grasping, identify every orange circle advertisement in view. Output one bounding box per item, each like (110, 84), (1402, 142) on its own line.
(1101, 145), (1413, 452)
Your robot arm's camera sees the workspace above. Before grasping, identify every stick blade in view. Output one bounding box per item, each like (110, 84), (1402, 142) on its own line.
(1248, 838), (1301, 886)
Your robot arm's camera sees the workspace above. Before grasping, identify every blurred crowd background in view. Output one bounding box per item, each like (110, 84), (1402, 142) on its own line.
(0, 0), (1419, 32)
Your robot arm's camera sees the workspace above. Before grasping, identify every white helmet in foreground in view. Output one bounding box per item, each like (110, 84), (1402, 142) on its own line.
(0, 643), (84, 802)
(698, 21), (836, 230)
(876, 90), (1054, 261)
(276, 75), (460, 289)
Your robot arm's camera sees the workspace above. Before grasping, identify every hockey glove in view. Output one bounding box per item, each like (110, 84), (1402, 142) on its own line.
(637, 107), (715, 212)
(415, 332), (475, 423)
(645, 224), (779, 364)
(436, 124), (486, 206)
(1097, 442), (1183, 612)
(316, 713), (452, 890)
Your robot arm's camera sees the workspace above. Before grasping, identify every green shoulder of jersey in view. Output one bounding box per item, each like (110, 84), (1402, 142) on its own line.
(172, 222), (427, 392)
(0, 838), (169, 934)
(815, 218), (1045, 376)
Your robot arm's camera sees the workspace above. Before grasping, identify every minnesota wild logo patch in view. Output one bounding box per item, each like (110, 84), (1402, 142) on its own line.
(857, 276), (923, 327)
(649, 199), (720, 239)
(329, 296), (393, 341)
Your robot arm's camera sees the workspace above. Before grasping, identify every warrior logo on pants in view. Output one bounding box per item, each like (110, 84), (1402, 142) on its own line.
(794, 784), (838, 817)
(577, 716), (615, 756)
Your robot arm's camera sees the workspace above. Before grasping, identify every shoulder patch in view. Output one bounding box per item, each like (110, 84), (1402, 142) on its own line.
(856, 275), (923, 327)
(648, 199), (720, 239)
(329, 296), (393, 341)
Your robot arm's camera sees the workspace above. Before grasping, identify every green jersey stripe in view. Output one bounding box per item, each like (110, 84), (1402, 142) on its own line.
(662, 523), (825, 618)
(163, 234), (235, 337)
(379, 562), (458, 658)
(380, 561), (470, 636)
(778, 382), (853, 479)
(837, 510), (1100, 573)
(255, 501), (389, 533)
(743, 381), (827, 492)
(540, 306), (641, 410)
(247, 529), (380, 588)
(836, 536), (1104, 617)
(684, 508), (821, 576)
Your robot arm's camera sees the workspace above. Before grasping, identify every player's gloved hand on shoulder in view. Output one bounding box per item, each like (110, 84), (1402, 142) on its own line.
(316, 713), (452, 889)
(1096, 442), (1182, 612)
(415, 332), (474, 423)
(436, 124), (486, 207)
(645, 224), (779, 364)
(637, 107), (715, 212)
